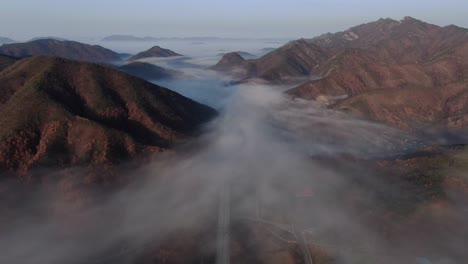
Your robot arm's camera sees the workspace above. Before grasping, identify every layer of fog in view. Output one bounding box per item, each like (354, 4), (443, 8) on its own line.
(89, 38), (286, 58)
(0, 42), (466, 264)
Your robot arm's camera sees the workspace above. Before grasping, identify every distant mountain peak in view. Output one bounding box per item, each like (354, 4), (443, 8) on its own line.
(33, 38), (62, 44)
(378, 17), (398, 22)
(28, 36), (68, 42)
(219, 52), (246, 63)
(128, 46), (182, 61)
(209, 52), (247, 72)
(307, 16), (443, 50)
(399, 16), (430, 26)
(402, 16), (418, 22)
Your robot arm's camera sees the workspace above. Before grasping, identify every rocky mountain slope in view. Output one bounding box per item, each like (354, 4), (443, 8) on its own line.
(212, 16), (468, 131)
(285, 17), (468, 130)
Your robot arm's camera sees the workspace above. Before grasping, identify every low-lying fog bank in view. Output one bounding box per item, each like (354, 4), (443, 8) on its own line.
(88, 38), (287, 58)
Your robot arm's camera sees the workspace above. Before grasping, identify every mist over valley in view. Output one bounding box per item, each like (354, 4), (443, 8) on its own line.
(0, 7), (467, 264)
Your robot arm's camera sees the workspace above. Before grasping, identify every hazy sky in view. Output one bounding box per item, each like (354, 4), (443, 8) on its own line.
(1, 0), (467, 40)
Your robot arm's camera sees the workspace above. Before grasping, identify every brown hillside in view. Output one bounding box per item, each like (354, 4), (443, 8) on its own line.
(286, 17), (468, 130)
(0, 56), (216, 177)
(0, 39), (121, 63)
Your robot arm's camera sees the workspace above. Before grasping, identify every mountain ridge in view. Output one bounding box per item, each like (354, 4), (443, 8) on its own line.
(0, 37), (16, 45)
(128, 46), (182, 61)
(285, 17), (468, 130)
(0, 39), (121, 63)
(0, 56), (216, 177)
(211, 16), (468, 83)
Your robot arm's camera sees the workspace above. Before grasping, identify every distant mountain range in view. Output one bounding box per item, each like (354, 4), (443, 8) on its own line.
(0, 39), (121, 63)
(216, 51), (256, 59)
(102, 35), (162, 42)
(0, 56), (216, 178)
(212, 16), (468, 131)
(0, 38), (186, 65)
(102, 35), (291, 42)
(0, 37), (15, 45)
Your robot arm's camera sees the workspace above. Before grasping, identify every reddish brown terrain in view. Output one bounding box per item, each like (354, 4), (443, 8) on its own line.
(238, 17), (468, 129)
(0, 56), (216, 179)
(211, 18), (467, 130)
(211, 40), (331, 81)
(366, 145), (468, 261)
(128, 46), (182, 61)
(212, 17), (467, 85)
(310, 17), (409, 49)
(282, 17), (468, 130)
(0, 39), (122, 63)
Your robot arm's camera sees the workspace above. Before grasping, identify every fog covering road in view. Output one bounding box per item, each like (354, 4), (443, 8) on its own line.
(216, 183), (230, 264)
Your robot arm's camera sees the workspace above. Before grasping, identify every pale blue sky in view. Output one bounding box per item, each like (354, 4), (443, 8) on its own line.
(1, 0), (467, 40)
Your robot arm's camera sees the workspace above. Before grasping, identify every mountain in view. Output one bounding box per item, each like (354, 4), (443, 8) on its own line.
(102, 35), (160, 42)
(210, 52), (246, 72)
(29, 36), (68, 42)
(248, 39), (331, 80)
(211, 39), (331, 81)
(216, 51), (256, 59)
(0, 56), (216, 176)
(211, 16), (468, 85)
(0, 39), (121, 63)
(285, 17), (468, 130)
(0, 37), (15, 45)
(118, 62), (184, 80)
(308, 18), (402, 49)
(102, 35), (223, 42)
(128, 46), (182, 61)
